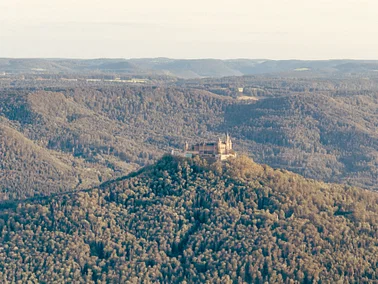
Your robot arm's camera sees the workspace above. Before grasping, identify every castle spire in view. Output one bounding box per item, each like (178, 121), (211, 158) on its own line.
(226, 132), (230, 142)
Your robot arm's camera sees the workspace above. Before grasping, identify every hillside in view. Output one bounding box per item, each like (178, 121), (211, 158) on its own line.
(0, 86), (230, 200)
(222, 93), (378, 188)
(0, 120), (115, 200)
(1, 155), (378, 282)
(0, 123), (76, 199)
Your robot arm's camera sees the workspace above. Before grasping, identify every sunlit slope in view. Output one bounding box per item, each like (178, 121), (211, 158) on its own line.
(1, 155), (378, 282)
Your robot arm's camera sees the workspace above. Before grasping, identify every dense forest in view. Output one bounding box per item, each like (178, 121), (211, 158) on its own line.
(3, 75), (378, 199)
(222, 92), (378, 188)
(0, 86), (229, 199)
(1, 155), (378, 282)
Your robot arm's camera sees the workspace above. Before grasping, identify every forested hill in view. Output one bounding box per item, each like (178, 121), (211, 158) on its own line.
(0, 86), (229, 200)
(1, 155), (378, 282)
(221, 92), (378, 188)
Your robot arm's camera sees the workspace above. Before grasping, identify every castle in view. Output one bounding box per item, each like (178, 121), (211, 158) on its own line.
(183, 133), (236, 161)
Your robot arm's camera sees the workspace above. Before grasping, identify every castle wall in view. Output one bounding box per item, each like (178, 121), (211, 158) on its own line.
(184, 135), (235, 160)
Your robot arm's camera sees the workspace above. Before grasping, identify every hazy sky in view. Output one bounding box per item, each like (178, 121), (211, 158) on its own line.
(1, 0), (378, 59)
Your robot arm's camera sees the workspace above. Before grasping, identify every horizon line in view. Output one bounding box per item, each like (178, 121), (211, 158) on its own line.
(1, 57), (378, 62)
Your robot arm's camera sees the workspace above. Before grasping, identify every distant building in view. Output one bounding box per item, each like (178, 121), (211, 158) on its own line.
(238, 87), (244, 93)
(183, 133), (236, 161)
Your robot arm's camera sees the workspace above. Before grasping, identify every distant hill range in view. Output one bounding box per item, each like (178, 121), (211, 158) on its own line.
(2, 58), (378, 78)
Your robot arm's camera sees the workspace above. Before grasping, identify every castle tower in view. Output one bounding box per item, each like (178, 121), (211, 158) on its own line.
(217, 137), (222, 154)
(225, 133), (232, 153)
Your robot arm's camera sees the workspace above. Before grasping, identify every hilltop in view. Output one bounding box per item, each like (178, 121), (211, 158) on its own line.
(1, 155), (378, 282)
